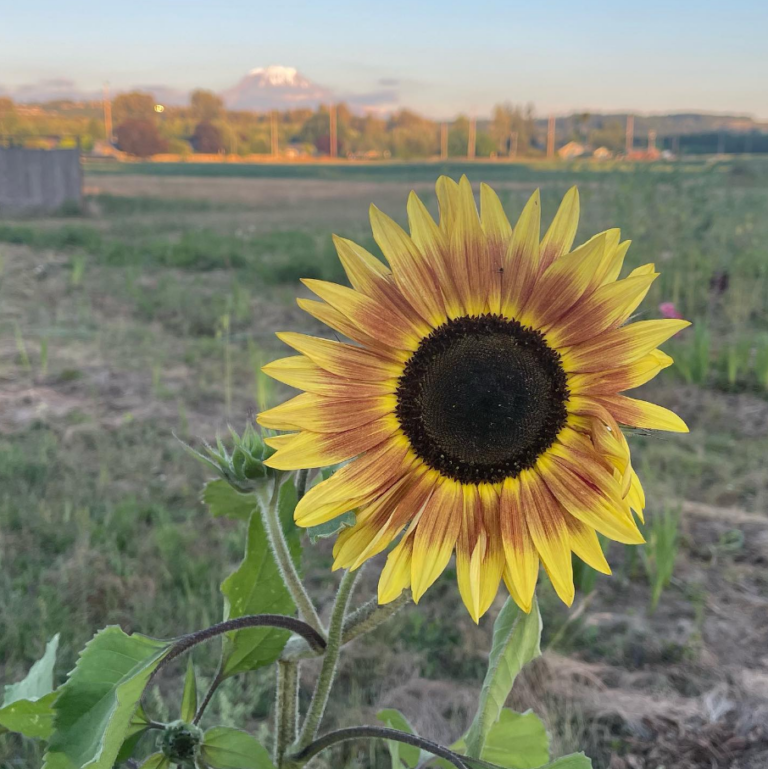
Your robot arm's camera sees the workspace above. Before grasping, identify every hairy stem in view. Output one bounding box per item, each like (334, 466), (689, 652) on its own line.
(281, 589), (411, 662)
(296, 569), (360, 748)
(275, 660), (300, 767)
(341, 589), (411, 645)
(262, 477), (325, 636)
(152, 614), (326, 683)
(296, 468), (309, 500)
(193, 663), (224, 725)
(288, 726), (469, 769)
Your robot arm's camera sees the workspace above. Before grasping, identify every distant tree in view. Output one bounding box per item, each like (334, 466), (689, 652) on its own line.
(190, 89), (224, 121)
(490, 104), (513, 153)
(113, 91), (156, 124)
(191, 121), (224, 153)
(589, 119), (625, 152)
(475, 130), (496, 157)
(449, 115), (471, 157)
(297, 106), (331, 145)
(490, 102), (536, 156)
(114, 119), (168, 157)
(0, 96), (18, 133)
(388, 109), (437, 158)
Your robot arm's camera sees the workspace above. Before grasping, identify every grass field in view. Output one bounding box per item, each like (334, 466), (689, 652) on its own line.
(2, 160), (768, 768)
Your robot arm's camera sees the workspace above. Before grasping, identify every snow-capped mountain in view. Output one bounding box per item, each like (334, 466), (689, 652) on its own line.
(221, 65), (332, 110)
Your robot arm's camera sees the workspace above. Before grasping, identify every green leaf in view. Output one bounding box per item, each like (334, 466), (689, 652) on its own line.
(199, 726), (275, 769)
(278, 479), (302, 570)
(480, 710), (549, 769)
(219, 509), (297, 679)
(464, 598), (542, 759)
(3, 633), (59, 705)
(306, 510), (355, 543)
(202, 480), (257, 521)
(180, 658), (197, 723)
(42, 626), (170, 769)
(0, 691), (58, 739)
(139, 753), (172, 769)
(115, 704), (152, 763)
(377, 709), (421, 768)
(540, 754), (592, 769)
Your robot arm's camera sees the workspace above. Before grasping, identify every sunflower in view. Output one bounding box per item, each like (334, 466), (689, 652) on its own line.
(258, 177), (688, 622)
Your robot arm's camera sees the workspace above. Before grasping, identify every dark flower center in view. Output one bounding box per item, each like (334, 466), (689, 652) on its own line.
(396, 314), (569, 484)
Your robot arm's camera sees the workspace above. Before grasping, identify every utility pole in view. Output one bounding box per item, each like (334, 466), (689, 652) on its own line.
(625, 114), (634, 155)
(329, 104), (338, 159)
(270, 110), (279, 158)
(546, 115), (555, 159)
(468, 117), (476, 160)
(440, 122), (448, 160)
(648, 129), (657, 151)
(103, 82), (113, 145)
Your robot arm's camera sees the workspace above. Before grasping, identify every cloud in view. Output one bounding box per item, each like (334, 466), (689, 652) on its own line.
(8, 78), (100, 102)
(341, 88), (400, 113)
(378, 77), (400, 87)
(134, 85), (189, 106)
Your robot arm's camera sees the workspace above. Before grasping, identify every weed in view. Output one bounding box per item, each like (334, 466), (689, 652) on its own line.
(641, 507), (681, 612)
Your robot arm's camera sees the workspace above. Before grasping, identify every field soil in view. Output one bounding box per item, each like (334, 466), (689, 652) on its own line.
(1, 163), (767, 768)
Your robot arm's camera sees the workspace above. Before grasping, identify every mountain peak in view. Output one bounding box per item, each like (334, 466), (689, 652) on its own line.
(222, 65), (330, 110)
(245, 66), (312, 89)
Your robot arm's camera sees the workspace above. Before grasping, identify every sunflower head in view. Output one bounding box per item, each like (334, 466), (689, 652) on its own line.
(258, 177), (688, 622)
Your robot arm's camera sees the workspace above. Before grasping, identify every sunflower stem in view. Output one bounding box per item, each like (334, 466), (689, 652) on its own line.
(341, 589), (411, 645)
(261, 476), (325, 637)
(275, 659), (300, 767)
(296, 568), (360, 749)
(286, 726), (470, 769)
(296, 468), (309, 500)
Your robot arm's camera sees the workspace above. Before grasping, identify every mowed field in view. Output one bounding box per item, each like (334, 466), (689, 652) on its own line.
(1, 160), (768, 768)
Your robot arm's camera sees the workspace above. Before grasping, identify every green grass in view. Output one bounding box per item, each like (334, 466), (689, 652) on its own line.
(2, 158), (768, 767)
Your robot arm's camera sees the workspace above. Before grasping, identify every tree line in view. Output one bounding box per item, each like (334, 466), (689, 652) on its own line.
(1, 90), (540, 159)
(2, 91), (765, 159)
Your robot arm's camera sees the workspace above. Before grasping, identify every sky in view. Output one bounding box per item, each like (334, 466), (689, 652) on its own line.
(2, 0), (768, 118)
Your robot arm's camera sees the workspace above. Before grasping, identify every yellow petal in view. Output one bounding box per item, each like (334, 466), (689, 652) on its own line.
(369, 205), (447, 327)
(264, 417), (398, 471)
(436, 176), (460, 233)
(501, 189), (541, 317)
(600, 239), (632, 285)
(257, 392), (396, 433)
(301, 278), (421, 352)
(276, 332), (403, 381)
(293, 438), (411, 526)
(548, 272), (658, 348)
(524, 230), (609, 328)
(332, 234), (390, 295)
(540, 186), (580, 270)
(480, 183), (512, 244)
(597, 395), (689, 433)
(560, 319), (690, 374)
(407, 191), (464, 320)
(411, 480), (462, 602)
(499, 477), (539, 613)
(524, 471), (575, 606)
(565, 516), (611, 575)
(539, 454), (645, 545)
(261, 355), (394, 399)
(378, 535), (414, 604)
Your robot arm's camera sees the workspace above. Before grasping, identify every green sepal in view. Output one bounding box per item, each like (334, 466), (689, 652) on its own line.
(199, 726), (276, 768)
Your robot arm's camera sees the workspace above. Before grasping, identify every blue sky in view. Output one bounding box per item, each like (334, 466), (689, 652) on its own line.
(2, 0), (767, 117)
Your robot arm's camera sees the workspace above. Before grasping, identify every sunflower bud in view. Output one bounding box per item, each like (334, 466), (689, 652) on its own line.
(180, 424), (276, 493)
(159, 720), (202, 767)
